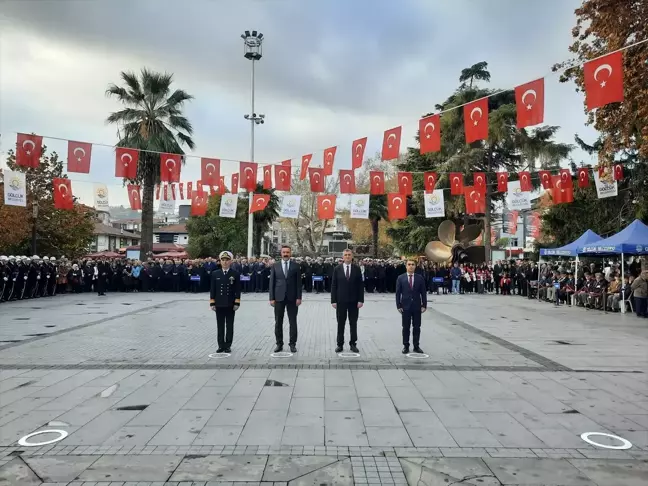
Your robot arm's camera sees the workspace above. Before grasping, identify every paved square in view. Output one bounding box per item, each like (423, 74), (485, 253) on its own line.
(1, 292), (647, 484)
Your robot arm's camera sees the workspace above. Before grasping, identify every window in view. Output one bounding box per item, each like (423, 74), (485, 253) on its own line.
(158, 233), (174, 244)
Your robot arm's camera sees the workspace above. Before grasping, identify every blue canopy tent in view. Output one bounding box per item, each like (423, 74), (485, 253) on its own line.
(540, 229), (602, 257)
(578, 219), (648, 314)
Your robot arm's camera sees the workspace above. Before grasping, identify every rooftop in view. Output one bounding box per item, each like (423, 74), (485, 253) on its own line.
(93, 222), (140, 238)
(153, 224), (188, 234)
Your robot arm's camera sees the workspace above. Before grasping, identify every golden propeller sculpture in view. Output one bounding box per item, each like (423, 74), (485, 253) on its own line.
(425, 220), (486, 265)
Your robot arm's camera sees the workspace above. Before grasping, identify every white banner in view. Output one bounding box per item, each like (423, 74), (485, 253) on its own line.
(350, 194), (369, 219)
(94, 184), (109, 210)
(506, 180), (531, 210)
(219, 193), (238, 218)
(158, 198), (175, 213)
(424, 190), (445, 218)
(593, 171), (618, 199)
(3, 170), (26, 207)
(279, 195), (301, 219)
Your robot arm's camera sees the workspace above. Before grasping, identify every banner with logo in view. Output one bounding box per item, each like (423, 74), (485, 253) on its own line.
(3, 170), (26, 207)
(94, 184), (109, 210)
(506, 180), (531, 210)
(158, 198), (175, 213)
(423, 189), (445, 218)
(350, 194), (369, 219)
(279, 195), (301, 219)
(219, 193), (238, 218)
(593, 171), (618, 199)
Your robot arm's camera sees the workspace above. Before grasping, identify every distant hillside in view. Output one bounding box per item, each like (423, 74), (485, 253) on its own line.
(108, 206), (141, 220)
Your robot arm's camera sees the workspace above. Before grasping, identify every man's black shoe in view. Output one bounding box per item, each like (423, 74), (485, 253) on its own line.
(335, 346), (343, 353)
(413, 347), (424, 354)
(216, 348), (224, 353)
(402, 346), (410, 354)
(224, 348), (231, 353)
(350, 345), (359, 353)
(289, 345), (297, 353)
(274, 345), (283, 353)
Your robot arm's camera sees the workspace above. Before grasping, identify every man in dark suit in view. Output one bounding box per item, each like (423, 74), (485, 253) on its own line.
(331, 248), (364, 353)
(209, 251), (241, 353)
(269, 245), (302, 353)
(396, 258), (427, 354)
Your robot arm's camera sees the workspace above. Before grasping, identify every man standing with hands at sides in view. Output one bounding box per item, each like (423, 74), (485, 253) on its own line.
(269, 246), (302, 353)
(396, 258), (427, 354)
(331, 249), (364, 353)
(210, 251), (241, 354)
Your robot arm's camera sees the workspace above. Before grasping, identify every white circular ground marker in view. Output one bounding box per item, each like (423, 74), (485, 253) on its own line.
(337, 352), (361, 358)
(406, 353), (430, 359)
(208, 353), (231, 359)
(270, 352), (293, 358)
(580, 432), (632, 450)
(18, 429), (68, 447)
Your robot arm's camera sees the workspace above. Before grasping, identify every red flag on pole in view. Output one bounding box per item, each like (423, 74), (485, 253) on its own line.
(274, 165), (291, 191)
(115, 147), (138, 179)
(398, 171), (413, 196)
(351, 137), (367, 170)
(515, 78), (545, 128)
(584, 51), (624, 111)
(231, 173), (239, 194)
(191, 191), (208, 216)
(496, 172), (508, 193)
(127, 184), (142, 210)
(419, 114), (440, 154)
(370, 171), (384, 195)
(317, 195), (336, 220)
(387, 193), (407, 220)
(240, 162), (258, 190)
(160, 153), (181, 182)
(552, 175), (574, 204)
(67, 140), (92, 173)
(381, 126), (402, 161)
(449, 173), (464, 195)
(250, 194), (270, 213)
(464, 186), (485, 214)
(339, 170), (356, 194)
(519, 171), (532, 192)
(473, 172), (486, 191)
(323, 146), (336, 176)
(424, 172), (437, 193)
(300, 154), (312, 180)
(263, 165), (273, 189)
(539, 170), (553, 189)
(53, 178), (73, 210)
(464, 98), (488, 143)
(614, 164), (624, 181)
(201, 158), (220, 185)
(577, 168), (590, 188)
(559, 169), (573, 189)
(309, 168), (325, 193)
(16, 133), (43, 168)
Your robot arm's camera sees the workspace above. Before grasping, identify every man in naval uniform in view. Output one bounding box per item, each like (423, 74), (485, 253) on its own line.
(209, 251), (241, 353)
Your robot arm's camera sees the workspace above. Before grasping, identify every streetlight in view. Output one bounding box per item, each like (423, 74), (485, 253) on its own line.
(31, 201), (39, 255)
(241, 30), (265, 258)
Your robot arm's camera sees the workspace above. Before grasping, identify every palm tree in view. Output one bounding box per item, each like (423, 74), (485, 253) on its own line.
(251, 183), (280, 256)
(106, 68), (195, 259)
(459, 61), (491, 90)
(369, 195), (388, 258)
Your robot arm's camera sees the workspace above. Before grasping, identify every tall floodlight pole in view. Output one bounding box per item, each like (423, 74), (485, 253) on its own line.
(241, 30), (265, 258)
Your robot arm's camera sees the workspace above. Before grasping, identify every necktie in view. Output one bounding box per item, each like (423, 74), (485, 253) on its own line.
(409, 274), (413, 289)
(284, 261), (288, 277)
(345, 265), (350, 280)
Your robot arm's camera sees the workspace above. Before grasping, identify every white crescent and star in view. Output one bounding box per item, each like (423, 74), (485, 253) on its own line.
(22, 139), (35, 155)
(279, 170), (287, 180)
(424, 122), (435, 139)
(469, 190), (477, 201)
(427, 175), (435, 185)
(400, 176), (410, 187)
(392, 196), (403, 207)
(354, 143), (363, 157)
(58, 183), (69, 196)
(73, 147), (86, 161)
(476, 176), (484, 185)
(470, 106), (483, 126)
(387, 133), (397, 148)
(326, 151), (334, 161)
(121, 153), (132, 167)
(593, 63), (612, 87)
(206, 162), (216, 174)
(452, 176), (460, 186)
(561, 171), (569, 182)
(322, 198), (332, 207)
(244, 167), (254, 178)
(165, 158), (176, 170)
(499, 174), (506, 182)
(521, 89), (537, 110)
(344, 174), (352, 183)
(372, 175), (381, 185)
(314, 173), (321, 182)
(131, 189), (139, 201)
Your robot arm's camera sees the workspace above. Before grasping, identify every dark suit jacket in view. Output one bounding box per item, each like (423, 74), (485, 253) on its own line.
(210, 268), (241, 307)
(331, 264), (364, 304)
(396, 273), (428, 311)
(269, 260), (303, 302)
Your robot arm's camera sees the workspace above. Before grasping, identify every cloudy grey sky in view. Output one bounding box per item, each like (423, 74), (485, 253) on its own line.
(0, 0), (596, 207)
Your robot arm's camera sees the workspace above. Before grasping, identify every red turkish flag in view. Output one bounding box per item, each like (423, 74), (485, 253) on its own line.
(382, 126), (402, 161)
(191, 191), (208, 216)
(179, 183), (185, 200)
(274, 165), (291, 191)
(240, 162), (258, 190)
(15, 133), (43, 168)
(515, 78), (545, 128)
(584, 51), (624, 111)
(398, 171), (413, 196)
(127, 184), (142, 210)
(538, 170), (553, 189)
(231, 173), (239, 194)
(339, 169), (356, 194)
(370, 171), (385, 195)
(218, 176), (227, 195)
(496, 172), (508, 192)
(552, 175), (574, 204)
(53, 177), (73, 210)
(424, 172), (438, 193)
(387, 193), (407, 220)
(577, 168), (590, 188)
(508, 210), (519, 233)
(473, 172), (486, 191)
(209, 185), (216, 197)
(201, 158), (220, 185)
(323, 146), (336, 176)
(519, 171), (532, 192)
(188, 182), (196, 200)
(317, 195), (336, 220)
(559, 169), (573, 189)
(309, 167), (325, 192)
(263, 165), (273, 189)
(156, 185), (161, 200)
(282, 159), (291, 167)
(300, 154), (312, 180)
(250, 194), (270, 214)
(419, 114), (441, 154)
(449, 173), (463, 195)
(351, 137), (367, 170)
(67, 140), (92, 173)
(614, 164), (624, 181)
(115, 147), (138, 179)
(160, 153), (181, 182)
(464, 186), (485, 214)
(464, 98), (488, 143)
